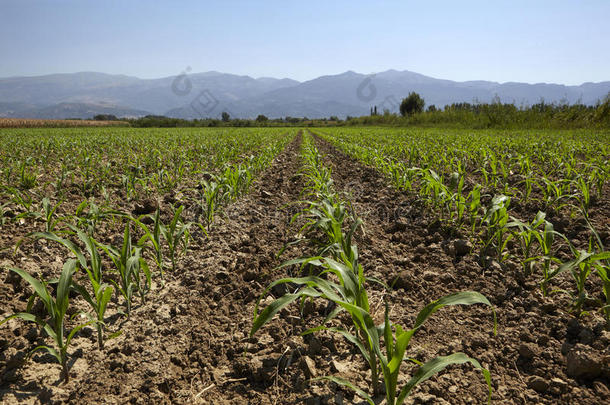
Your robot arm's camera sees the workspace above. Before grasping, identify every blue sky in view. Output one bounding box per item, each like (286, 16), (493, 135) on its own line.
(1, 0), (608, 84)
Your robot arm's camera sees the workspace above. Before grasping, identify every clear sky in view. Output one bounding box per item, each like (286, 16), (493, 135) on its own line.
(1, 0), (609, 85)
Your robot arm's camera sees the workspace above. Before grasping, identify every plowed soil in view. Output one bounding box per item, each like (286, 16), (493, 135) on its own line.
(1, 132), (609, 404)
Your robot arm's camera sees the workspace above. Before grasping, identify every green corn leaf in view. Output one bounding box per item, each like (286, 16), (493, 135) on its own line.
(1, 311), (43, 328)
(71, 282), (95, 311)
(9, 268), (53, 314)
(327, 326), (371, 363)
(98, 285), (114, 315)
(413, 291), (496, 334)
(251, 289), (316, 337)
(29, 344), (61, 364)
(65, 319), (95, 348)
(56, 259), (77, 315)
(397, 353), (492, 404)
(314, 376), (374, 405)
(28, 232), (87, 268)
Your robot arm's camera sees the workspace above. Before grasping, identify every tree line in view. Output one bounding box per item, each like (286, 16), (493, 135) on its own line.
(92, 92), (610, 129)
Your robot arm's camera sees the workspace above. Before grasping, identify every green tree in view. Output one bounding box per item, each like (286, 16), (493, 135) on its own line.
(93, 114), (118, 121)
(221, 112), (230, 122)
(255, 114), (268, 122)
(400, 92), (425, 116)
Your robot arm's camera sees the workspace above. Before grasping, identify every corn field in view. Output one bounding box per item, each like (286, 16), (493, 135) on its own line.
(0, 127), (609, 404)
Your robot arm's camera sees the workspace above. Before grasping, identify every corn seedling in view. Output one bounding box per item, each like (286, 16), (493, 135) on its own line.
(19, 159), (37, 190)
(161, 205), (192, 272)
(448, 171), (467, 225)
(41, 197), (62, 232)
(251, 253), (495, 404)
(73, 200), (123, 236)
(26, 226), (114, 348)
(98, 222), (150, 315)
(480, 195), (511, 261)
(584, 218), (610, 325)
(321, 294), (495, 405)
(8, 186), (34, 213)
(0, 261), (92, 382)
(507, 211), (547, 276)
(201, 176), (228, 229)
(467, 186), (483, 232)
(520, 173), (535, 203)
(594, 261), (610, 326)
(222, 163), (253, 198)
(556, 245), (610, 315)
(297, 196), (361, 262)
(532, 221), (567, 296)
(572, 174), (592, 216)
(135, 208), (165, 278)
(538, 177), (573, 212)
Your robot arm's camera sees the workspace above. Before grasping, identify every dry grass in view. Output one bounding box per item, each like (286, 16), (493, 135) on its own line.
(0, 118), (129, 128)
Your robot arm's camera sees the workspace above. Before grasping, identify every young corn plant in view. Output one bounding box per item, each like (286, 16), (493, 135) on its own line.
(480, 195), (511, 261)
(448, 171), (467, 226)
(135, 208), (165, 278)
(201, 176), (228, 229)
(73, 199), (122, 237)
(0, 261), (92, 383)
(323, 295), (494, 405)
(251, 254), (495, 404)
(297, 196), (362, 263)
(584, 218), (610, 325)
(467, 186), (483, 232)
(222, 163), (253, 198)
(556, 245), (610, 316)
(28, 227), (114, 349)
(99, 222), (151, 315)
(41, 197), (62, 232)
(594, 261), (610, 326)
(418, 169), (450, 216)
(9, 187), (34, 213)
(161, 205), (193, 272)
(19, 159), (37, 190)
(532, 221), (567, 296)
(538, 177), (573, 212)
(519, 173), (535, 204)
(54, 164), (72, 196)
(572, 175), (593, 217)
(507, 211), (547, 276)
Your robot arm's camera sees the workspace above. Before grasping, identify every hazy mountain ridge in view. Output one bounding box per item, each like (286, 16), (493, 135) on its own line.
(0, 70), (608, 119)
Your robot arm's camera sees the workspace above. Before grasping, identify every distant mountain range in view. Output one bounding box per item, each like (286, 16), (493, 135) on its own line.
(0, 70), (608, 119)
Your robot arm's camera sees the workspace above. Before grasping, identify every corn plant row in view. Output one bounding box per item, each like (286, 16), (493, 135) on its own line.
(317, 128), (609, 218)
(250, 132), (496, 404)
(0, 127), (289, 205)
(317, 128), (610, 325)
(197, 136), (291, 229)
(3, 216), (152, 382)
